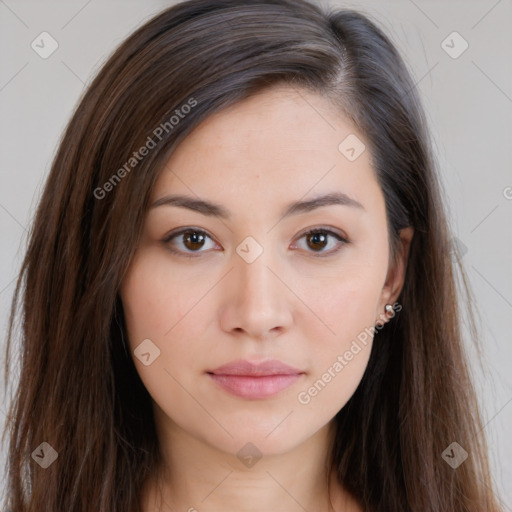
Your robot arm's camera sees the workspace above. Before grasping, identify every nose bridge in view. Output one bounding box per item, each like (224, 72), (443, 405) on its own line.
(225, 235), (292, 337)
(235, 239), (279, 305)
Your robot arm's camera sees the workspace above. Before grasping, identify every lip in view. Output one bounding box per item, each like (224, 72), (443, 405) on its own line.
(207, 359), (305, 399)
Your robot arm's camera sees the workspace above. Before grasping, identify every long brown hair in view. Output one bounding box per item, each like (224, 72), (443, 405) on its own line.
(1, 0), (501, 510)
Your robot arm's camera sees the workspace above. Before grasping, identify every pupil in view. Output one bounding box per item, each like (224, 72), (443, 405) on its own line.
(309, 232), (327, 251)
(185, 231), (204, 249)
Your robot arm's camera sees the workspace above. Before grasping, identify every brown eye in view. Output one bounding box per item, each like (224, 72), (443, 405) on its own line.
(163, 226), (348, 259)
(181, 230), (206, 250)
(305, 231), (329, 251)
(163, 228), (218, 257)
(294, 228), (348, 257)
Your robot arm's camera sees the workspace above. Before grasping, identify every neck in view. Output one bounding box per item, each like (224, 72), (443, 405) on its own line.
(141, 412), (354, 511)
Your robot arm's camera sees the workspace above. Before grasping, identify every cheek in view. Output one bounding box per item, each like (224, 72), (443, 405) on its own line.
(119, 250), (214, 395)
(292, 258), (386, 416)
(120, 249), (205, 345)
(294, 258), (385, 353)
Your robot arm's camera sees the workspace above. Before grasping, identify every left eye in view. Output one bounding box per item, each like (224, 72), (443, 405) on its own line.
(293, 228), (348, 256)
(163, 227), (347, 258)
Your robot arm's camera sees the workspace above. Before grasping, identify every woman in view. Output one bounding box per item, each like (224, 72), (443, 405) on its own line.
(1, 0), (501, 510)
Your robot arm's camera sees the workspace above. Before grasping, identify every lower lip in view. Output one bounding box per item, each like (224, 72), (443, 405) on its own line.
(207, 373), (303, 399)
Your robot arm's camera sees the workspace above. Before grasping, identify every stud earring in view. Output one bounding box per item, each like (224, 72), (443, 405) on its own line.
(375, 304), (395, 329)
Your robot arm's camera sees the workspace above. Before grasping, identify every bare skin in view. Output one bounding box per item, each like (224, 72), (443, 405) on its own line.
(120, 84), (413, 511)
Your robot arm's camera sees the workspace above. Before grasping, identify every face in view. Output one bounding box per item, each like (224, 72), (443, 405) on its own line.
(120, 84), (411, 460)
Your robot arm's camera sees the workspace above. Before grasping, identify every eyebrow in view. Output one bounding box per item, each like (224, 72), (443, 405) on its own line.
(150, 191), (365, 219)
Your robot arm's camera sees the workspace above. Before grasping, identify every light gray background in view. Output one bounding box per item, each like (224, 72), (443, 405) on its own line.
(1, 0), (511, 508)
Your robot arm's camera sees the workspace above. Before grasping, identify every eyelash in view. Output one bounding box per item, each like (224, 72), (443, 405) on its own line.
(162, 226), (349, 259)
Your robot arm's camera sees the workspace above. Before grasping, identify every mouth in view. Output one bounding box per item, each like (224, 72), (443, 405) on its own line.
(206, 359), (306, 399)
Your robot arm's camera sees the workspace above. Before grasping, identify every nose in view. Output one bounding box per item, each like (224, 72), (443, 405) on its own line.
(218, 246), (294, 341)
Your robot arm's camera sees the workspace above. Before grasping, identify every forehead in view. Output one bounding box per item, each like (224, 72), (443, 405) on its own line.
(151, 85), (381, 218)
(174, 85), (351, 158)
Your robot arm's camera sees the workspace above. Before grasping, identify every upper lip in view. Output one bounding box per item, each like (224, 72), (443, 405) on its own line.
(207, 359), (305, 376)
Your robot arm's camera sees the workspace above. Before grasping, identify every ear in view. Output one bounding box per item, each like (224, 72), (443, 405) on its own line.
(377, 226), (414, 319)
